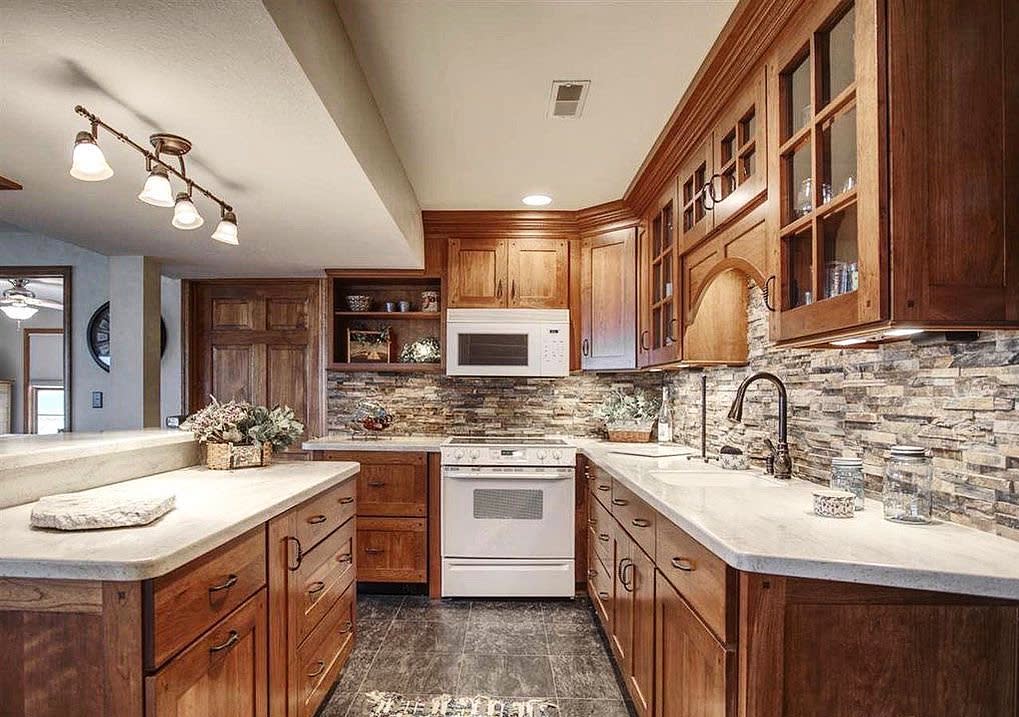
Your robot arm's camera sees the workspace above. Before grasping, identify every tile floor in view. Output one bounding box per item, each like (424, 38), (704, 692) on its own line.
(317, 593), (634, 717)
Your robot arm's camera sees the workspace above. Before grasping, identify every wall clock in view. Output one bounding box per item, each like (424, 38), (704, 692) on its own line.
(86, 301), (168, 372)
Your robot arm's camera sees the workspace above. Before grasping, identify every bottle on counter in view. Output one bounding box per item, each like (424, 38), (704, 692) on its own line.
(830, 456), (865, 510)
(657, 384), (673, 444)
(882, 446), (934, 524)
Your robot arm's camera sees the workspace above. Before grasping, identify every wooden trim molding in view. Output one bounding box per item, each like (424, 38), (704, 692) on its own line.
(0, 174), (22, 190)
(423, 210), (580, 240)
(575, 200), (639, 237)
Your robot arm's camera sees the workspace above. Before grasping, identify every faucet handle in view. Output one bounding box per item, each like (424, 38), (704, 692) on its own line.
(748, 440), (777, 474)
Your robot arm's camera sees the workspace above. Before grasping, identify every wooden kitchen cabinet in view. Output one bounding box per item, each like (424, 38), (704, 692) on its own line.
(639, 187), (682, 366)
(146, 589), (269, 717)
(357, 517), (427, 583)
(580, 228), (637, 369)
(507, 238), (569, 308)
(448, 237), (568, 308)
(622, 537), (656, 717)
(678, 139), (714, 252)
(448, 238), (508, 307)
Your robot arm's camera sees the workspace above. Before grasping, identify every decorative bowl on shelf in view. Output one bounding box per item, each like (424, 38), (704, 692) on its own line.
(351, 399), (394, 437)
(346, 295), (372, 312)
(399, 336), (441, 363)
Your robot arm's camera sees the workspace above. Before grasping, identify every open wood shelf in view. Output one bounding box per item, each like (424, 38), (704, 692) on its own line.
(327, 362), (443, 373)
(334, 311), (440, 320)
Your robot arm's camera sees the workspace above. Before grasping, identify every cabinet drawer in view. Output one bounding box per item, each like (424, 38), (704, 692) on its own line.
(656, 518), (734, 642)
(589, 463), (613, 507)
(146, 588), (268, 717)
(357, 517), (427, 583)
(587, 547), (613, 633)
(357, 460), (427, 517)
(610, 481), (656, 560)
(588, 499), (613, 567)
(295, 478), (356, 553)
(293, 518), (356, 646)
(147, 527), (266, 669)
(295, 581), (355, 717)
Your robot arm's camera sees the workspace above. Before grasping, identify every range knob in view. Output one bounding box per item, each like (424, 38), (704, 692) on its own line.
(454, 450), (464, 461)
(537, 450), (547, 460)
(469, 450), (480, 461)
(551, 450), (562, 461)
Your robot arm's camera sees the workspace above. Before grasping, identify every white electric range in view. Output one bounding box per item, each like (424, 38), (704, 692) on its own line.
(440, 437), (577, 598)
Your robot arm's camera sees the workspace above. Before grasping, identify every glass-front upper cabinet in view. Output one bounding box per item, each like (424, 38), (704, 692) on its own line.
(639, 186), (681, 366)
(709, 69), (768, 229)
(769, 0), (882, 342)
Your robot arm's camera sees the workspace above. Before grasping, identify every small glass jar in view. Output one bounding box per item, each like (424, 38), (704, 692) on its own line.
(882, 446), (933, 524)
(830, 456), (864, 510)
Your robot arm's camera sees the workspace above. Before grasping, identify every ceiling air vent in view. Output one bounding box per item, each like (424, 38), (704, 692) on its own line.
(548, 81), (590, 119)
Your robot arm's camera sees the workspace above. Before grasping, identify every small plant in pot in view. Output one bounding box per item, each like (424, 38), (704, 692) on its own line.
(182, 396), (305, 469)
(595, 388), (662, 443)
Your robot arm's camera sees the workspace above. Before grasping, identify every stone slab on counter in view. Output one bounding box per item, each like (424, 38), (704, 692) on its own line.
(303, 435), (446, 452)
(0, 461), (359, 581)
(574, 440), (1019, 600)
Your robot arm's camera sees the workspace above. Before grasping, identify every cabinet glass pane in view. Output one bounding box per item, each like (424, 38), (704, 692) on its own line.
(821, 5), (856, 106)
(784, 141), (813, 224)
(662, 254), (673, 299)
(821, 104), (857, 203)
(820, 204), (859, 299)
(664, 301), (675, 345)
(721, 129), (737, 165)
(740, 149), (756, 182)
(721, 166), (737, 199)
(652, 306), (663, 349)
(782, 52), (811, 140)
(653, 262), (662, 302)
(694, 164), (707, 222)
(663, 203), (674, 250)
(652, 214), (663, 257)
(739, 109), (756, 146)
(784, 228), (814, 309)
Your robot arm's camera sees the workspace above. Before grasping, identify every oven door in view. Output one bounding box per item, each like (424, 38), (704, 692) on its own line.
(442, 467), (575, 558)
(446, 322), (542, 376)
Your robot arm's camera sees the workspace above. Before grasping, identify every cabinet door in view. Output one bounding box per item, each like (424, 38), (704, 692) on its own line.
(146, 589), (268, 717)
(448, 238), (508, 307)
(610, 526), (633, 672)
(711, 70), (767, 228)
(507, 238), (569, 308)
(627, 544), (656, 717)
(655, 573), (733, 717)
(355, 454), (427, 517)
(643, 188), (682, 366)
(357, 517), (427, 582)
(678, 139), (715, 252)
(580, 228), (637, 370)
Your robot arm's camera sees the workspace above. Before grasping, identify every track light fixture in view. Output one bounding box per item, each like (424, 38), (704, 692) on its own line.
(70, 105), (238, 245)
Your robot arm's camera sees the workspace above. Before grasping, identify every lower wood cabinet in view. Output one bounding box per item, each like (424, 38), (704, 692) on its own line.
(357, 517), (427, 582)
(145, 589), (269, 717)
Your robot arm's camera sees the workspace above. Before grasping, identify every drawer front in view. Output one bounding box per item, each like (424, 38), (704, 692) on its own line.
(293, 517), (356, 646)
(588, 499), (613, 567)
(357, 461), (427, 517)
(587, 545), (613, 633)
(148, 527), (266, 668)
(295, 581), (355, 717)
(610, 481), (656, 560)
(589, 463), (613, 507)
(656, 518), (732, 642)
(357, 517), (427, 583)
(295, 478), (357, 553)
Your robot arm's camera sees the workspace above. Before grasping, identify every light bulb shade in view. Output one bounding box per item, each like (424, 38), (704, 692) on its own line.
(172, 192), (204, 230)
(69, 131), (114, 181)
(1, 303), (38, 320)
(211, 211), (239, 245)
(138, 167), (174, 207)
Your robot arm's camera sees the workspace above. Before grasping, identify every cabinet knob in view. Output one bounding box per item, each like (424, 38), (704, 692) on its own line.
(671, 557), (695, 572)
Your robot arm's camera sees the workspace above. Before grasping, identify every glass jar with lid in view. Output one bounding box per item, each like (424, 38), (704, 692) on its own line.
(882, 446), (933, 524)
(830, 456), (864, 510)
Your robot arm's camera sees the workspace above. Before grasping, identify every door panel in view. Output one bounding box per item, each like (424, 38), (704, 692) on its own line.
(629, 547), (655, 717)
(211, 299), (256, 330)
(211, 345), (262, 405)
(357, 517), (427, 583)
(581, 229), (637, 370)
(266, 345), (308, 438)
(611, 526), (633, 672)
(357, 461), (427, 517)
(507, 239), (569, 308)
(448, 238), (508, 307)
(266, 299), (308, 331)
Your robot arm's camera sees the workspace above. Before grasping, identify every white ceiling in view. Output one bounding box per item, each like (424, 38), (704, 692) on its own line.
(336, 0), (737, 210)
(0, 1), (422, 277)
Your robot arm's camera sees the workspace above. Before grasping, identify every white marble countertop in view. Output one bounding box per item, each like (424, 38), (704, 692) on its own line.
(0, 429), (195, 470)
(574, 439), (1019, 600)
(303, 435), (446, 452)
(0, 461), (359, 581)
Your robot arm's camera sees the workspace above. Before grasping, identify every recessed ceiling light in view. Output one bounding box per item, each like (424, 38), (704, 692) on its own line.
(831, 337), (867, 346)
(885, 328), (924, 337)
(522, 194), (552, 207)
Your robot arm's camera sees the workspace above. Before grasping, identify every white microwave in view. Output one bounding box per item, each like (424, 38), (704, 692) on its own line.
(446, 309), (570, 377)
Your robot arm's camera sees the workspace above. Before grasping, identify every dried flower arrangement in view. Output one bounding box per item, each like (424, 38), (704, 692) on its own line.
(182, 396), (304, 468)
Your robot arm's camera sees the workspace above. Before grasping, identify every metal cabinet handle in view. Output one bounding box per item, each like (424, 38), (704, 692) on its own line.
(631, 518), (652, 528)
(337, 552), (353, 563)
(307, 581), (326, 595)
(587, 569), (598, 579)
(284, 536), (303, 571)
(307, 660), (326, 678)
(763, 275), (777, 312)
(208, 574), (238, 593)
(597, 485), (610, 492)
(639, 329), (650, 352)
(367, 480), (386, 487)
(338, 496), (354, 505)
(365, 548), (385, 555)
(666, 317), (678, 343)
(612, 498), (628, 507)
(587, 518), (597, 526)
(307, 514), (327, 525)
(621, 561), (635, 592)
(497, 280), (503, 298)
(598, 591), (610, 600)
(598, 533), (610, 543)
(340, 620), (353, 633)
(209, 630), (239, 653)
(616, 557), (629, 583)
(671, 557), (695, 572)
(511, 279), (516, 300)
(582, 338), (590, 357)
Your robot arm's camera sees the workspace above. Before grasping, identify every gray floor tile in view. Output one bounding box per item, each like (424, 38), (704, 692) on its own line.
(542, 596), (595, 624)
(556, 698), (633, 717)
(357, 594), (404, 621)
(463, 620), (548, 655)
(331, 647), (376, 695)
(469, 599), (545, 624)
(545, 621), (605, 654)
(550, 653), (624, 700)
(316, 690), (355, 717)
(355, 618), (392, 651)
(457, 654), (555, 698)
(362, 652), (464, 693)
(383, 619), (467, 653)
(396, 595), (472, 622)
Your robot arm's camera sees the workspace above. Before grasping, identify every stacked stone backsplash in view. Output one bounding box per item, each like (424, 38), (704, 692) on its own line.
(666, 283), (1019, 540)
(326, 372), (663, 438)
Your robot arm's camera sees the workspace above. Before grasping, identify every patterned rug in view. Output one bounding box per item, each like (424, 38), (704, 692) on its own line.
(365, 692), (559, 716)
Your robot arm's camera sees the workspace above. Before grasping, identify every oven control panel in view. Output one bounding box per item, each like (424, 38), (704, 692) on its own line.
(440, 444), (576, 467)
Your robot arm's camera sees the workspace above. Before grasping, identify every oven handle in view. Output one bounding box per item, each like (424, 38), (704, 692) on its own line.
(442, 471), (574, 481)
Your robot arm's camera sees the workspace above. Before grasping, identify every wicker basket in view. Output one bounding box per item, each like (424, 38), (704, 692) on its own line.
(606, 425), (654, 443)
(205, 442), (272, 470)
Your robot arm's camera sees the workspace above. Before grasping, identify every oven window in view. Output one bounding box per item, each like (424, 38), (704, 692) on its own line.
(458, 333), (529, 366)
(473, 488), (544, 520)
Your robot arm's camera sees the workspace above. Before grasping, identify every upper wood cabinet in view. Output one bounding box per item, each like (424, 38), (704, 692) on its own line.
(580, 228), (637, 370)
(639, 188), (682, 366)
(447, 238), (568, 308)
(710, 70), (768, 228)
(448, 238), (508, 307)
(678, 140), (714, 251)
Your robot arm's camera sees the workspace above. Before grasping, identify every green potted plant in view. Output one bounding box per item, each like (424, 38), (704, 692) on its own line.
(182, 396), (305, 469)
(594, 388), (662, 443)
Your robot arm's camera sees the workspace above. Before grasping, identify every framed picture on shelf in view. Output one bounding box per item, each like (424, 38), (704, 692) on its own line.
(347, 327), (391, 363)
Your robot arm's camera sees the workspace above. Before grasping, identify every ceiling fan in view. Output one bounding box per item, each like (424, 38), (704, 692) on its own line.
(1, 279), (63, 321)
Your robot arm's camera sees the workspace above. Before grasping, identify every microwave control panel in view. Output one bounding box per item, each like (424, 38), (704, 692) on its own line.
(540, 327), (569, 376)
